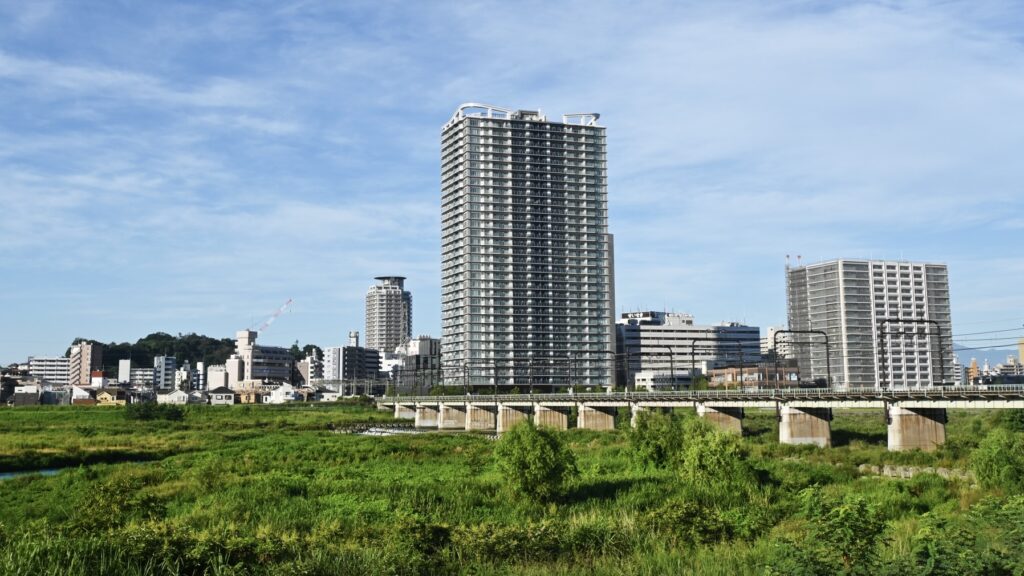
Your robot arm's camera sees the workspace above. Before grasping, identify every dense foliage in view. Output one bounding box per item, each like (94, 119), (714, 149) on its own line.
(2, 405), (1024, 574)
(494, 421), (578, 502)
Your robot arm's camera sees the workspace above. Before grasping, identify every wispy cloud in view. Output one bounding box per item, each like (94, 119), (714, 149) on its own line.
(1, 0), (1023, 362)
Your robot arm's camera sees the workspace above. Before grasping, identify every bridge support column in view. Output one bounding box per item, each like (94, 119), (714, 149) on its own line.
(630, 405), (648, 428)
(888, 406), (946, 452)
(394, 404), (416, 420)
(497, 404), (531, 433)
(534, 405), (569, 430)
(465, 404), (497, 431)
(578, 406), (617, 430)
(697, 405), (744, 434)
(438, 404), (467, 430)
(414, 404), (439, 428)
(779, 406), (832, 448)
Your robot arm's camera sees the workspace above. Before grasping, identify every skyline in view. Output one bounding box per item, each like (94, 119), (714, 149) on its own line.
(3, 1), (1024, 364)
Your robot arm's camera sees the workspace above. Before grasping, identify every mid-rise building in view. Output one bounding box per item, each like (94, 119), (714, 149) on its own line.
(68, 342), (103, 386)
(394, 336), (442, 392)
(615, 311), (761, 390)
(118, 359), (132, 384)
(440, 104), (614, 390)
(226, 330), (293, 385)
(365, 276), (412, 353)
(153, 356), (176, 390)
(761, 326), (794, 360)
(321, 332), (381, 384)
(27, 356), (70, 386)
(786, 258), (954, 388)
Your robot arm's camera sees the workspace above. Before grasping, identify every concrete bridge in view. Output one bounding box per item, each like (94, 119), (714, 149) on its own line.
(378, 386), (1024, 452)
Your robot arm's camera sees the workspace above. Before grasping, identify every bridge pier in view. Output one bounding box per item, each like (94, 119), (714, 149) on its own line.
(779, 406), (832, 448)
(888, 406), (946, 451)
(697, 405), (744, 434)
(630, 405), (648, 428)
(438, 404), (467, 429)
(497, 404), (531, 433)
(465, 404), (497, 431)
(534, 405), (570, 430)
(578, 406), (617, 430)
(393, 404), (416, 420)
(414, 404), (439, 428)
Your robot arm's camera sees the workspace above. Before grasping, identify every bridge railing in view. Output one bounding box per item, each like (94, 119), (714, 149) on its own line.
(379, 384), (1024, 404)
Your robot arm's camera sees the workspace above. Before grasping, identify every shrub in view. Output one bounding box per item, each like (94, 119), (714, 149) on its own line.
(971, 428), (1024, 493)
(124, 402), (185, 422)
(629, 411), (686, 469)
(493, 421), (577, 502)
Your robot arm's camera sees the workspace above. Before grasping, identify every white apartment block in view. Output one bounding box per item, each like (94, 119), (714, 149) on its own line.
(28, 356), (70, 386)
(154, 356), (177, 390)
(365, 276), (412, 353)
(441, 104), (614, 390)
(786, 259), (954, 388)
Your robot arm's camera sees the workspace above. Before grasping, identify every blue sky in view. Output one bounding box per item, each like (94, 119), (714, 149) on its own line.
(3, 0), (1024, 363)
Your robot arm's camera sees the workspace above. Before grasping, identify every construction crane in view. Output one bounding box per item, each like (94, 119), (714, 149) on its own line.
(251, 298), (293, 334)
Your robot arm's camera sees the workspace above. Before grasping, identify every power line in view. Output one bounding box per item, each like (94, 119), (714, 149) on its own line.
(952, 326), (1024, 337)
(954, 334), (1024, 343)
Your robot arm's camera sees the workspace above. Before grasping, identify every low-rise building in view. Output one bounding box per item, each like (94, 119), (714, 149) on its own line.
(208, 386), (237, 405)
(156, 389), (189, 405)
(96, 388), (128, 406)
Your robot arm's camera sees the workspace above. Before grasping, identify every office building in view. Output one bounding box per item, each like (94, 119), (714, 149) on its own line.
(615, 311), (761, 390)
(27, 356), (71, 386)
(365, 276), (412, 353)
(786, 258), (954, 388)
(440, 103), (614, 390)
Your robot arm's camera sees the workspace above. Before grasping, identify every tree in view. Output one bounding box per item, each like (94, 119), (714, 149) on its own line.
(493, 421), (578, 502)
(972, 428), (1024, 493)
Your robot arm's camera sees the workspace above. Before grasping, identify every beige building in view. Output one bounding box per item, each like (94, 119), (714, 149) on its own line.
(69, 342), (103, 385)
(226, 330), (293, 389)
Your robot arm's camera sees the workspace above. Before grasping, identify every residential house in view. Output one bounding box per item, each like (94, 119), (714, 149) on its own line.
(207, 386), (237, 406)
(96, 388), (128, 406)
(156, 389), (189, 405)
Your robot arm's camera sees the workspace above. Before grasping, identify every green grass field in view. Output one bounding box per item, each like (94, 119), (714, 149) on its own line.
(1, 403), (1021, 575)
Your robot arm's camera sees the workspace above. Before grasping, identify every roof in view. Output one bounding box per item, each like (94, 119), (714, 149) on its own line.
(208, 386), (237, 395)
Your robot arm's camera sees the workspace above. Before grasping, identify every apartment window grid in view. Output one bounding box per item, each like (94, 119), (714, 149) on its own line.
(788, 259), (953, 388)
(441, 106), (612, 389)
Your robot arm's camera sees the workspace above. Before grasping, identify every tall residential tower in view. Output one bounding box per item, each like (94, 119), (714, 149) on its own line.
(365, 276), (413, 352)
(786, 258), (954, 388)
(441, 104), (614, 390)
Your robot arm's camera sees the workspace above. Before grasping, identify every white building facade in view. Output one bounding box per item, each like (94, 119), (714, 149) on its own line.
(786, 258), (954, 388)
(27, 356), (70, 386)
(365, 276), (412, 353)
(440, 104), (614, 390)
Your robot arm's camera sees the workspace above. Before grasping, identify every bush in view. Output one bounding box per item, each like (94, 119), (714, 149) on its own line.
(124, 402), (185, 422)
(629, 411), (686, 469)
(972, 428), (1024, 493)
(494, 421), (577, 502)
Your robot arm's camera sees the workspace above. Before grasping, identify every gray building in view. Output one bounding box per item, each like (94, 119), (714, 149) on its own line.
(786, 258), (954, 388)
(615, 311), (761, 390)
(365, 276), (412, 353)
(153, 356), (176, 390)
(440, 103), (614, 391)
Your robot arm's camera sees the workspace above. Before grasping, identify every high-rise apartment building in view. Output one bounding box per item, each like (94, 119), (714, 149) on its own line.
(786, 259), (954, 388)
(365, 276), (412, 352)
(69, 341), (103, 385)
(441, 104), (614, 390)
